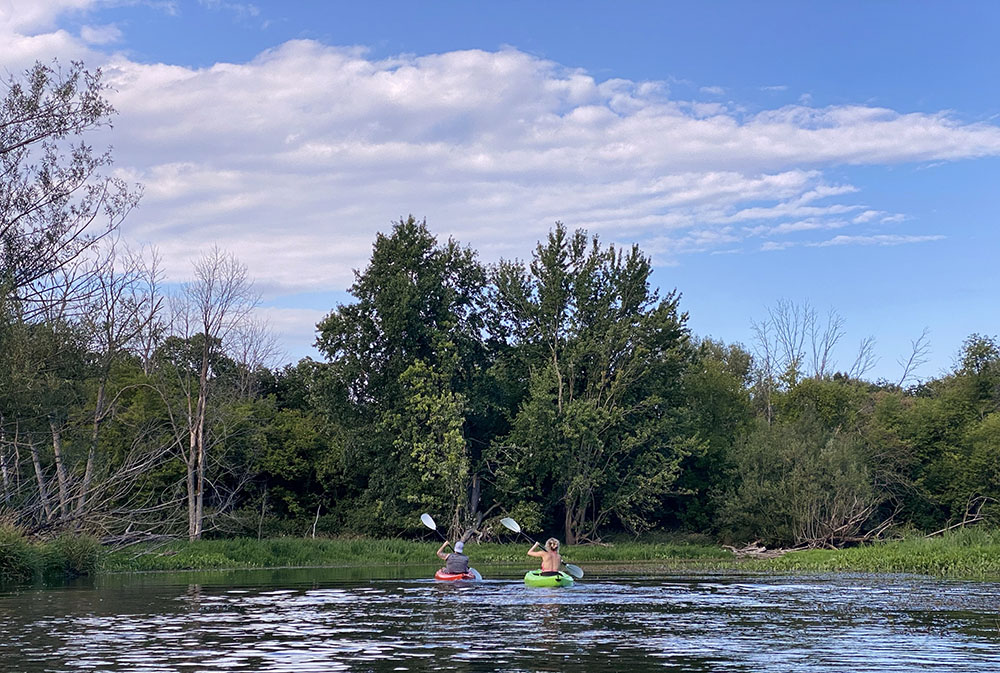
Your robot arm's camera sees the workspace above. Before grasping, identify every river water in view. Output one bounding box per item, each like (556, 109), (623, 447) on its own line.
(2, 565), (999, 672)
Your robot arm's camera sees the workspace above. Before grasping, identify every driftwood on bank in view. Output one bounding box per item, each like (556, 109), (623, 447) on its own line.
(723, 541), (805, 559)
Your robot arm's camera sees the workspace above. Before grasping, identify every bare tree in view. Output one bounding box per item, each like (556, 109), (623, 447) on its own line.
(750, 317), (777, 424)
(755, 300), (881, 383)
(170, 248), (260, 540)
(231, 316), (281, 398)
(810, 308), (845, 378)
(76, 240), (164, 517)
(848, 335), (879, 379)
(897, 328), (931, 387)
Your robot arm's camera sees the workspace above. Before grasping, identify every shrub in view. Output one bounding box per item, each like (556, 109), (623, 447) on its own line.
(0, 524), (40, 582)
(44, 535), (101, 578)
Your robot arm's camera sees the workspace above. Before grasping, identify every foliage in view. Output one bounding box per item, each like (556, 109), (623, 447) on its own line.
(1, 165), (999, 557)
(0, 523), (39, 582)
(313, 216), (492, 538)
(99, 536), (732, 573)
(43, 534), (101, 578)
(718, 413), (883, 547)
(772, 528), (1000, 578)
(0, 60), (140, 309)
(489, 224), (695, 543)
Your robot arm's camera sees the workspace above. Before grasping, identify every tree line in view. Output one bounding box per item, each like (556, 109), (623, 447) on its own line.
(2, 61), (998, 548)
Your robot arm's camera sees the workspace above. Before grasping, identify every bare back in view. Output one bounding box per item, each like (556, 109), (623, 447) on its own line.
(528, 546), (562, 571)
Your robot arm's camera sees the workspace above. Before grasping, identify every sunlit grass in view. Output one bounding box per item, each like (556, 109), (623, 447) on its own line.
(100, 536), (732, 573)
(9, 527), (1000, 582)
(769, 529), (1000, 578)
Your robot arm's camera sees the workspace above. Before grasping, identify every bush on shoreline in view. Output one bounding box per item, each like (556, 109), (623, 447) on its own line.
(0, 525), (100, 583)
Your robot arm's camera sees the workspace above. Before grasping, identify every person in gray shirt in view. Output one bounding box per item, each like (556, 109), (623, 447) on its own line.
(436, 540), (470, 573)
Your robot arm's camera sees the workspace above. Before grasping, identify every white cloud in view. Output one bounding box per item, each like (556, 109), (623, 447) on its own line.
(810, 234), (945, 247)
(0, 0), (95, 33)
(3, 10), (997, 357)
(80, 22), (121, 45)
(852, 209), (882, 224)
(83, 38), (998, 292)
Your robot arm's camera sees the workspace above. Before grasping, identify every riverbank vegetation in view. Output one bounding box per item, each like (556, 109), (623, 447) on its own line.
(2, 60), (1000, 584)
(6, 528), (1000, 582)
(773, 529), (1000, 578)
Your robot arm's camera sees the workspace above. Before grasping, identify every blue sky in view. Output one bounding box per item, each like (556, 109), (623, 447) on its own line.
(3, 1), (998, 381)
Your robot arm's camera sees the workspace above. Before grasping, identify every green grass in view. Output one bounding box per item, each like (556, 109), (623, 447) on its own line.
(769, 528), (1000, 578)
(100, 536), (733, 573)
(0, 524), (101, 583)
(8, 528), (1000, 582)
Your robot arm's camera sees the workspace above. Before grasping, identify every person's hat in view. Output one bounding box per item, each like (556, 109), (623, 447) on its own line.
(454, 541), (465, 553)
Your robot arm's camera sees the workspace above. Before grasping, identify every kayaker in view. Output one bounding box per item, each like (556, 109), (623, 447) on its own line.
(436, 540), (470, 574)
(527, 537), (562, 571)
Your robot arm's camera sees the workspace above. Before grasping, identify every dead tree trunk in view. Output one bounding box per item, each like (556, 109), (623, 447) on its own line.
(28, 438), (53, 522)
(78, 380), (106, 516)
(49, 416), (70, 518)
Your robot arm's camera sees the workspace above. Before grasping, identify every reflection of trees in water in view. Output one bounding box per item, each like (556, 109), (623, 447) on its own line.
(538, 601), (561, 632)
(185, 583), (202, 605)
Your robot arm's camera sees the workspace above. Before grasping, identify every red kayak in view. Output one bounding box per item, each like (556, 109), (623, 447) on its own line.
(434, 568), (481, 581)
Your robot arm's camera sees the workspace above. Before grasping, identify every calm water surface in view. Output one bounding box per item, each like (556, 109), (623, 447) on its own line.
(2, 565), (999, 672)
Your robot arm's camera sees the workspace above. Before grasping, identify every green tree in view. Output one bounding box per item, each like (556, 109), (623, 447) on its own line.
(490, 224), (694, 543)
(670, 338), (754, 531)
(314, 217), (491, 537)
(719, 413), (883, 547)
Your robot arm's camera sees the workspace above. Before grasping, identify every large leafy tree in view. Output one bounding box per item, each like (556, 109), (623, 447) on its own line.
(490, 224), (695, 543)
(314, 217), (492, 536)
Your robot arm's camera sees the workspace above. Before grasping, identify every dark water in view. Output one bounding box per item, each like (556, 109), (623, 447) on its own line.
(2, 565), (999, 672)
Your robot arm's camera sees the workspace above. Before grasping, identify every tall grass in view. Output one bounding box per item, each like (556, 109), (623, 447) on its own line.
(771, 528), (1000, 578)
(9, 528), (1000, 582)
(101, 537), (732, 572)
(0, 523), (38, 582)
(0, 525), (101, 583)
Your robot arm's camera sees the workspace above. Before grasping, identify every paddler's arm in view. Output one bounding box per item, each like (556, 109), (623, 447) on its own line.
(527, 541), (544, 557)
(436, 541), (450, 560)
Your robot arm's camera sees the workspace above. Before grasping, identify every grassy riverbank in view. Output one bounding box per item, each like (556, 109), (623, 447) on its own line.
(5, 526), (1000, 582)
(99, 536), (731, 572)
(772, 529), (1000, 578)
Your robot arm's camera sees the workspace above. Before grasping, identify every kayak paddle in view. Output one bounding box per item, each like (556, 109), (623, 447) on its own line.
(421, 513), (450, 545)
(500, 516), (584, 579)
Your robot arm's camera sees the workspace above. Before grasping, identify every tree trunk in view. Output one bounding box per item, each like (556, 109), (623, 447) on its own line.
(29, 440), (53, 522)
(0, 416), (9, 505)
(191, 347), (210, 541)
(185, 441), (198, 541)
(0, 443), (8, 506)
(49, 417), (69, 518)
(186, 395), (199, 541)
(78, 379), (107, 516)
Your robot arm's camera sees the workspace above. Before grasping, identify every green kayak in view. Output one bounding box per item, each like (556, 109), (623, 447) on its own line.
(524, 570), (575, 587)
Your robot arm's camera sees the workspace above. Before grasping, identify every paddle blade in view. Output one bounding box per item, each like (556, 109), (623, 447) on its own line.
(564, 563), (584, 579)
(499, 517), (521, 533)
(420, 513), (437, 530)
(469, 568), (483, 581)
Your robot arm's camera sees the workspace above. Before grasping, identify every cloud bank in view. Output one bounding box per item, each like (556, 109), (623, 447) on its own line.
(4, 2), (1000, 353)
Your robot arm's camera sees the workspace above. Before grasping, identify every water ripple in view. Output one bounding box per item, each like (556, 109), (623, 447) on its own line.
(2, 571), (999, 671)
